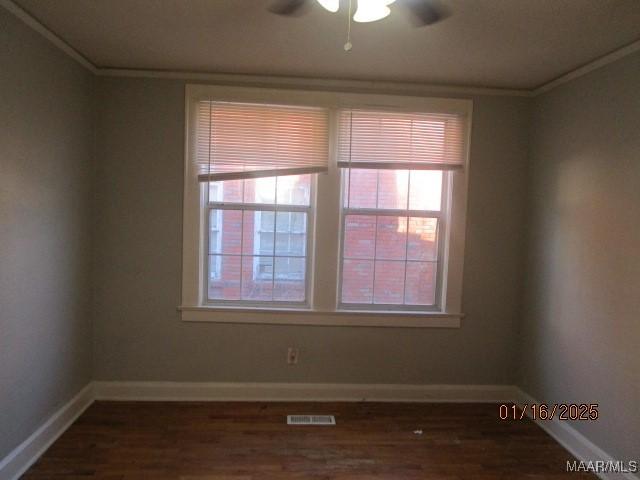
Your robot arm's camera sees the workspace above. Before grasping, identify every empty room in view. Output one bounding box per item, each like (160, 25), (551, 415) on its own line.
(1, 0), (639, 478)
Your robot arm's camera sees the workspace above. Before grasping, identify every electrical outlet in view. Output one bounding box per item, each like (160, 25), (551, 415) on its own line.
(287, 347), (299, 365)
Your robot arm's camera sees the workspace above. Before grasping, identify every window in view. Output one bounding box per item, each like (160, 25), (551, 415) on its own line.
(182, 85), (471, 326)
(340, 169), (446, 310)
(335, 108), (466, 313)
(206, 175), (313, 305)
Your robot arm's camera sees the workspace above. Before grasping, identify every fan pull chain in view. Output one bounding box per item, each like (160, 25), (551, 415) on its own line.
(344, 0), (353, 51)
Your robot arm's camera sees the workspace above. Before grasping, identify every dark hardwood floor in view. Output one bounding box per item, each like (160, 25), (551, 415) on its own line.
(22, 401), (594, 479)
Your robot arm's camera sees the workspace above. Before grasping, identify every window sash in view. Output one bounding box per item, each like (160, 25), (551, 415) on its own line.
(337, 170), (449, 312)
(204, 191), (314, 308)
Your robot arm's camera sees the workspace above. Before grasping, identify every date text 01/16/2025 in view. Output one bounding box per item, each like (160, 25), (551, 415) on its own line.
(499, 403), (599, 421)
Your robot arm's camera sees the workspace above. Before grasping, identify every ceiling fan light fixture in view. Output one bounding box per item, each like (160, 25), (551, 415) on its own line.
(316, 0), (339, 13)
(353, 0), (394, 23)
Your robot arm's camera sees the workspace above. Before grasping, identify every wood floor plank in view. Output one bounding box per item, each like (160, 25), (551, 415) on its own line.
(21, 401), (596, 479)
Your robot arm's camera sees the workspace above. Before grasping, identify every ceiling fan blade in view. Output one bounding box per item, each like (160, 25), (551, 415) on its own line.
(268, 0), (310, 16)
(402, 0), (450, 27)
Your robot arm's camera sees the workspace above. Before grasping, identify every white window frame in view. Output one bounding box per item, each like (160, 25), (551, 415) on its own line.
(204, 178), (315, 309)
(338, 170), (449, 312)
(181, 84), (472, 328)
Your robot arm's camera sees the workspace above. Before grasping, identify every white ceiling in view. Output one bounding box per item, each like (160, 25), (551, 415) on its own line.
(14, 0), (640, 90)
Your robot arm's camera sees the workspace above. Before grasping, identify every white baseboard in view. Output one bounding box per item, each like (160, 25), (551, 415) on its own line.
(515, 388), (638, 480)
(0, 383), (94, 480)
(93, 381), (516, 403)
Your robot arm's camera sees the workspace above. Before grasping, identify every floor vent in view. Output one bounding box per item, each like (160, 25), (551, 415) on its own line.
(287, 415), (336, 425)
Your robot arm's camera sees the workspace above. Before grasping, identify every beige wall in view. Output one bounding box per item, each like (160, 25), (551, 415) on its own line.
(520, 51), (640, 461)
(92, 76), (530, 385)
(0, 8), (94, 459)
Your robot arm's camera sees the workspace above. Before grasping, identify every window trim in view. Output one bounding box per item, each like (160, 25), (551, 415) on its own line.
(179, 305), (463, 328)
(181, 84), (472, 327)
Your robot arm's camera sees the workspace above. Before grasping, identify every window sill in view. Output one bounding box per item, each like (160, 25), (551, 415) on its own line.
(178, 306), (463, 328)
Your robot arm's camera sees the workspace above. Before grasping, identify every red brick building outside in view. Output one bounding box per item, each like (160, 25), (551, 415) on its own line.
(208, 170), (439, 307)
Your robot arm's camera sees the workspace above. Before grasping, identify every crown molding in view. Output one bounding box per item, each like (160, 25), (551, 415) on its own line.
(0, 0), (97, 74)
(97, 67), (532, 97)
(3, 0), (639, 98)
(532, 38), (640, 96)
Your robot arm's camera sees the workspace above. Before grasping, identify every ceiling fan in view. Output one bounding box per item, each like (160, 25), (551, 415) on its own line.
(268, 0), (450, 27)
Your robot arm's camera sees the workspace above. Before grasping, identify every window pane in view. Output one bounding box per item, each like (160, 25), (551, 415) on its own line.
(274, 212), (307, 256)
(373, 260), (405, 304)
(377, 170), (408, 209)
(210, 175), (312, 206)
(274, 257), (305, 302)
(241, 211), (273, 256)
(209, 179), (243, 203)
(242, 256), (273, 301)
(258, 211), (276, 256)
(409, 170), (443, 211)
(260, 211), (275, 230)
(275, 211), (290, 232)
(375, 216), (407, 260)
(341, 259), (374, 303)
(274, 256), (305, 280)
(208, 255), (241, 300)
(343, 169), (377, 208)
(405, 262), (437, 305)
(276, 232), (306, 256)
(209, 232), (220, 256)
(276, 175), (311, 206)
(210, 209), (220, 229)
(255, 255), (273, 279)
(343, 215), (376, 259)
(244, 176), (276, 204)
(291, 234), (305, 256)
(208, 182), (222, 202)
(217, 210), (242, 254)
(259, 231), (275, 256)
(290, 212), (306, 233)
(240, 210), (256, 255)
(208, 210), (222, 254)
(407, 217), (438, 261)
(208, 254), (221, 280)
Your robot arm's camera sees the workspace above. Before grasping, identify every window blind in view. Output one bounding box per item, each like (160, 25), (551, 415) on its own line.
(195, 101), (329, 182)
(337, 109), (467, 170)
